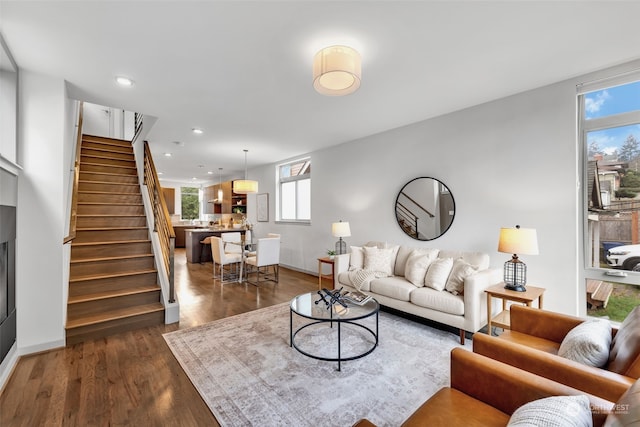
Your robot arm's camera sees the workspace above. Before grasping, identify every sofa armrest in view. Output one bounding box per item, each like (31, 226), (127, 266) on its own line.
(333, 253), (350, 283)
(450, 348), (613, 425)
(463, 268), (502, 331)
(473, 333), (634, 402)
(510, 305), (585, 343)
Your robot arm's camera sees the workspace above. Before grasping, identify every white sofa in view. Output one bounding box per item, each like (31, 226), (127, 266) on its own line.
(333, 242), (501, 344)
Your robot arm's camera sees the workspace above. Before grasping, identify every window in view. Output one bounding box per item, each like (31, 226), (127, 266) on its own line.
(277, 158), (310, 222)
(181, 186), (200, 220)
(580, 78), (640, 319)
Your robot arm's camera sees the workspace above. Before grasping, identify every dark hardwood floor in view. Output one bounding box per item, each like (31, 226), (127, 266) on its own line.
(0, 249), (318, 426)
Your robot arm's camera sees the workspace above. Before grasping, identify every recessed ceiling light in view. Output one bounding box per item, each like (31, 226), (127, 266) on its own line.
(164, 152), (172, 157)
(115, 76), (134, 87)
(192, 128), (203, 134)
(207, 171), (214, 175)
(192, 177), (198, 180)
(158, 172), (164, 175)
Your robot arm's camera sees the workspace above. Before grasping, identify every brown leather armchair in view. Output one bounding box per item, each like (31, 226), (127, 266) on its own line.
(353, 348), (615, 427)
(473, 305), (640, 402)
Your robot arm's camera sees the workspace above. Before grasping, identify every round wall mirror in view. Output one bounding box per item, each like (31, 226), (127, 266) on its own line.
(395, 177), (455, 241)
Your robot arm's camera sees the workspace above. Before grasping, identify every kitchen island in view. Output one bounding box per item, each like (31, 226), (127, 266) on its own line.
(185, 228), (245, 263)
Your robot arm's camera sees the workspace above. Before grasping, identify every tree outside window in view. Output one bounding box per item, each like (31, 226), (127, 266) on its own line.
(181, 186), (200, 220)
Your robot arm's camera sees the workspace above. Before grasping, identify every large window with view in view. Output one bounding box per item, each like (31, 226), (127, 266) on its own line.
(580, 79), (640, 321)
(277, 158), (310, 222)
(181, 186), (200, 220)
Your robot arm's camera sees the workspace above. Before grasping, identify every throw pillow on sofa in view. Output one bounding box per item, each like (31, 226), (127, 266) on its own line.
(363, 246), (395, 276)
(405, 250), (436, 287)
(424, 257), (454, 291)
(444, 258), (480, 296)
(507, 395), (592, 427)
(558, 318), (612, 368)
(349, 246), (364, 270)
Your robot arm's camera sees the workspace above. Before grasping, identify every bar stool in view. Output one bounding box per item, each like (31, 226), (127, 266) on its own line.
(200, 236), (212, 264)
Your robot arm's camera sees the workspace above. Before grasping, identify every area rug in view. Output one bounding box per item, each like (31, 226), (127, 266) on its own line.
(163, 302), (470, 427)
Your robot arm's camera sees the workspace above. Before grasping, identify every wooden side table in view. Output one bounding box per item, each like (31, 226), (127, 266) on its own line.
(317, 257), (335, 290)
(485, 283), (545, 335)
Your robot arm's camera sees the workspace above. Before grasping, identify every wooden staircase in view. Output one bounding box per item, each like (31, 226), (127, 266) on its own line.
(66, 135), (164, 345)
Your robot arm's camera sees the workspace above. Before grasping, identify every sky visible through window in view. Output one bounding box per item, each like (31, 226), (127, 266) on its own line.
(585, 81), (640, 156)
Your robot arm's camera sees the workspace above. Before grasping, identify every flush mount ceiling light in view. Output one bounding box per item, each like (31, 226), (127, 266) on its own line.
(233, 149), (258, 194)
(115, 76), (134, 87)
(313, 45), (361, 96)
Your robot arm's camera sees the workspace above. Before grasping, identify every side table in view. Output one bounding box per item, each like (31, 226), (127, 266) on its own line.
(317, 257), (335, 290)
(485, 283), (545, 335)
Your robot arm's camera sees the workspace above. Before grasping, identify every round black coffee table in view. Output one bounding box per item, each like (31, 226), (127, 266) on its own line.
(289, 292), (379, 371)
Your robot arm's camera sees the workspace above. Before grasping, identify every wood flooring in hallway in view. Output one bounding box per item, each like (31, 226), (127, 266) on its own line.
(0, 249), (318, 426)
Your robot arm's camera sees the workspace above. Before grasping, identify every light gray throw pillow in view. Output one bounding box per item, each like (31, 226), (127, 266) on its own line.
(508, 395), (593, 427)
(558, 319), (612, 368)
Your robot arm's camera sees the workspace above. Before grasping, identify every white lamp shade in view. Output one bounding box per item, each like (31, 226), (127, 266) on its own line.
(332, 221), (351, 238)
(313, 45), (361, 96)
(233, 179), (258, 194)
(498, 227), (539, 255)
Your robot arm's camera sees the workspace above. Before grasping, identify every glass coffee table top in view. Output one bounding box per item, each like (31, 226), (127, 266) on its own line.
(290, 291), (379, 321)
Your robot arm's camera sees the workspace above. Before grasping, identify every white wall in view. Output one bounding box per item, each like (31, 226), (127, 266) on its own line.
(250, 77), (579, 315)
(16, 71), (66, 352)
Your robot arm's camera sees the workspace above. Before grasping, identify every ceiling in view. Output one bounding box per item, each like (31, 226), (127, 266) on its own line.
(1, 1), (639, 184)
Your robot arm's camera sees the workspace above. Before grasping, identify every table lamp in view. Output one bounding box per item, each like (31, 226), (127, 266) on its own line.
(332, 220), (351, 255)
(497, 225), (539, 292)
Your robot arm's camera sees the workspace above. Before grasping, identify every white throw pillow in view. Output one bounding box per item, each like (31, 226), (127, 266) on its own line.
(444, 258), (479, 296)
(508, 395), (593, 427)
(363, 246), (394, 276)
(558, 319), (612, 368)
(383, 243), (400, 275)
(424, 257), (454, 291)
(404, 250), (436, 287)
(349, 246), (364, 270)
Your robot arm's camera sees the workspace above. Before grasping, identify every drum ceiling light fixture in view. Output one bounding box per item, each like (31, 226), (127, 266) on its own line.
(313, 45), (361, 96)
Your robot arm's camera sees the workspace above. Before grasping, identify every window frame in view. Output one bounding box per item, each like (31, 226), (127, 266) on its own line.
(579, 77), (640, 288)
(276, 157), (311, 224)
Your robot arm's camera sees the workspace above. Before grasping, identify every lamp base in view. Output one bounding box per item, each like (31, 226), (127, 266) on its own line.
(504, 282), (527, 292)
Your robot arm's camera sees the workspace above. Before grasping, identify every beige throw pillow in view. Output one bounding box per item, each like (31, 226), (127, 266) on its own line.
(558, 319), (612, 368)
(445, 258), (479, 296)
(363, 246), (394, 276)
(349, 246), (364, 270)
(424, 257), (454, 291)
(404, 250), (435, 287)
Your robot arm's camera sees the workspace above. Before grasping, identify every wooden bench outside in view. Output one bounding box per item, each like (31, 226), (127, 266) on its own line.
(587, 279), (613, 309)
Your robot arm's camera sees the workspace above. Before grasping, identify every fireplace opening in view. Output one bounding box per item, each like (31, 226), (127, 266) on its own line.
(0, 205), (16, 363)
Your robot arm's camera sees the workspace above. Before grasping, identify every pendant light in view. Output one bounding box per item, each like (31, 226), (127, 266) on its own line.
(217, 167), (223, 203)
(233, 149), (258, 194)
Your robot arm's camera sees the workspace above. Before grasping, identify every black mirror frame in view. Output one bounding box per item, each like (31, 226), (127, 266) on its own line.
(395, 177), (455, 241)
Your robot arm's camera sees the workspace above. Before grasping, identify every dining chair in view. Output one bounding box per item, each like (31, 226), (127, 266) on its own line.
(221, 232), (243, 254)
(199, 236), (212, 264)
(244, 237), (280, 285)
(210, 236), (242, 283)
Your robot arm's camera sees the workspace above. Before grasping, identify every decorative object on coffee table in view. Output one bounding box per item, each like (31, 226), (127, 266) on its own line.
(497, 225), (539, 292)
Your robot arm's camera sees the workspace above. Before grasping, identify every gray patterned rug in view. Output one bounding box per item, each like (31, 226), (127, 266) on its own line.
(163, 302), (470, 427)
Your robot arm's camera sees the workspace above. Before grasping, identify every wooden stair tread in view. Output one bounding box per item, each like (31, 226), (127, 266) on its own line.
(77, 214), (146, 217)
(72, 239), (151, 246)
(70, 253), (153, 264)
(66, 303), (164, 329)
(78, 190), (140, 195)
(78, 202), (143, 206)
(81, 161), (136, 169)
(68, 285), (160, 305)
(77, 226), (147, 231)
(69, 269), (157, 283)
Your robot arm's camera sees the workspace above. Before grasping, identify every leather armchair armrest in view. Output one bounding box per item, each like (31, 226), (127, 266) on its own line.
(450, 348), (613, 425)
(509, 305), (585, 343)
(473, 333), (634, 402)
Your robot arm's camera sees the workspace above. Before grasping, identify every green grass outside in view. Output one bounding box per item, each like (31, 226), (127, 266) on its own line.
(588, 293), (640, 322)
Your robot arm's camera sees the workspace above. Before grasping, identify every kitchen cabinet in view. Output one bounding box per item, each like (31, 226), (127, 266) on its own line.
(161, 187), (175, 214)
(205, 181), (245, 214)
